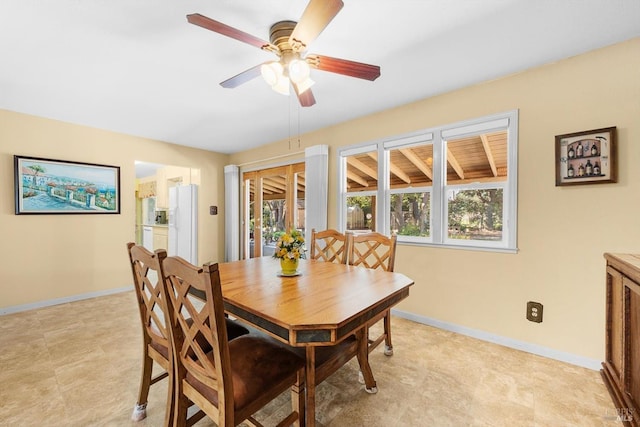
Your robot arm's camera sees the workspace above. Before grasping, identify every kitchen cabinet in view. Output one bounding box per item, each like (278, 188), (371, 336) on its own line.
(153, 165), (197, 209)
(602, 253), (640, 426)
(155, 168), (167, 208)
(137, 180), (156, 199)
(153, 226), (168, 251)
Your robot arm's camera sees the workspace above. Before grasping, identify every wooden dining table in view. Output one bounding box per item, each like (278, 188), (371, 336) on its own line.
(217, 256), (414, 426)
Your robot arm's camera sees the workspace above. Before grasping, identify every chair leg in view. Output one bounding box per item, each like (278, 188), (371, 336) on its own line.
(173, 376), (190, 427)
(291, 370), (305, 427)
(132, 351), (154, 421)
(383, 310), (393, 356)
(163, 372), (175, 427)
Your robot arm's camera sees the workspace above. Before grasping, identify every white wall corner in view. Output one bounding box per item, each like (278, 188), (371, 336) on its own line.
(304, 145), (329, 245)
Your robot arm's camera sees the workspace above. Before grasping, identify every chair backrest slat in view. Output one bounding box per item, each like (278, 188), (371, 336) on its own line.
(310, 228), (349, 264)
(127, 243), (170, 348)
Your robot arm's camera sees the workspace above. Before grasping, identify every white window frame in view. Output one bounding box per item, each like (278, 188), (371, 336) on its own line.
(337, 110), (518, 253)
(338, 143), (379, 233)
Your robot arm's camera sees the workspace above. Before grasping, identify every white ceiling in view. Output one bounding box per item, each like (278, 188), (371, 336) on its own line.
(1, 1), (638, 154)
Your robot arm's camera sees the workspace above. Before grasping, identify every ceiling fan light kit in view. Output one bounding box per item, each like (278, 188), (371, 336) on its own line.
(288, 59), (311, 83)
(186, 0), (380, 107)
(260, 62), (283, 86)
(260, 58), (315, 96)
(271, 73), (291, 96)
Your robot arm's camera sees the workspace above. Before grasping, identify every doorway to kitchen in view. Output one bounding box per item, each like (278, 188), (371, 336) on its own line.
(134, 161), (201, 263)
(242, 162), (305, 258)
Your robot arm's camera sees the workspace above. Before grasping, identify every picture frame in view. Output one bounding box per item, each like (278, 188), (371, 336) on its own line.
(14, 155), (121, 214)
(555, 126), (617, 186)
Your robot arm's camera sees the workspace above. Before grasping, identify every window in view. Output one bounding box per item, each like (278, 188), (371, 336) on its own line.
(338, 111), (518, 251)
(386, 137), (433, 242)
(343, 144), (378, 232)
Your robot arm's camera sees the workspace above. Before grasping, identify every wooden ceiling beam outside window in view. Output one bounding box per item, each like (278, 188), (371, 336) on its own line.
(247, 182), (272, 195)
(446, 148), (465, 180)
(294, 175), (306, 193)
(344, 130), (507, 189)
(347, 171), (369, 188)
(346, 157), (377, 180)
(260, 183), (278, 194)
(399, 148), (433, 180)
(481, 134), (498, 177)
(262, 177), (286, 191)
(366, 152), (411, 184)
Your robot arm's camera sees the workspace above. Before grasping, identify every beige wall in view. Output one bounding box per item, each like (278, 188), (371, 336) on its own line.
(0, 111), (229, 308)
(2, 38), (637, 362)
(230, 38), (640, 362)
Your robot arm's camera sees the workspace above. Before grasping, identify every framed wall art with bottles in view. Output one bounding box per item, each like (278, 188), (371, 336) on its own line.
(555, 126), (617, 186)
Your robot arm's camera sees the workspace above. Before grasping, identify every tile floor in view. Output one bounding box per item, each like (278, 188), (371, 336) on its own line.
(0, 291), (621, 426)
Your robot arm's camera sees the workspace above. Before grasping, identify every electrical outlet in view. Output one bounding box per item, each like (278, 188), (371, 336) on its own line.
(209, 206), (218, 215)
(526, 301), (543, 323)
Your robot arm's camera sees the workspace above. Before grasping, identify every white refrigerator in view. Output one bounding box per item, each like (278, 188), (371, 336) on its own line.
(168, 184), (198, 265)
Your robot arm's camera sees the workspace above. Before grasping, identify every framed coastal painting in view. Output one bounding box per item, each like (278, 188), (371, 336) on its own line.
(555, 126), (617, 186)
(14, 155), (121, 214)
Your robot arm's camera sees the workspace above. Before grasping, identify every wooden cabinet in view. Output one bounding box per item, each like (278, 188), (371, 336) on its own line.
(603, 253), (640, 426)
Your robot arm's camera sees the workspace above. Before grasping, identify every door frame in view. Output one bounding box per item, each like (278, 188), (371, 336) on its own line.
(242, 162), (305, 258)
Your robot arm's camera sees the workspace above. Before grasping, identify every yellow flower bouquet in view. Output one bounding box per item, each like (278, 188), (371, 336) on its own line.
(273, 229), (306, 260)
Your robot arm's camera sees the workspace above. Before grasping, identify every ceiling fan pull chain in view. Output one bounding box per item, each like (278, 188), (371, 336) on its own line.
(288, 94), (292, 150)
(297, 103), (301, 149)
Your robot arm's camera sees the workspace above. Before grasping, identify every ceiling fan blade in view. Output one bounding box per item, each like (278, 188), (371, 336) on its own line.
(293, 83), (316, 107)
(307, 54), (381, 81)
(187, 13), (276, 51)
(289, 0), (344, 52)
(220, 63), (265, 88)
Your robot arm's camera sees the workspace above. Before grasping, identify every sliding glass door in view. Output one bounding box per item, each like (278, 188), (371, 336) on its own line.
(242, 163), (305, 258)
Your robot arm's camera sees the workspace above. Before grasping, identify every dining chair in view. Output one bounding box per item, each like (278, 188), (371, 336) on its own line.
(309, 228), (349, 264)
(347, 232), (398, 356)
(126, 243), (249, 424)
(160, 256), (306, 427)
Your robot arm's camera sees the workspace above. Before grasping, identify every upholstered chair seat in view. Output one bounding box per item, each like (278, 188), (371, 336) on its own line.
(184, 335), (305, 411)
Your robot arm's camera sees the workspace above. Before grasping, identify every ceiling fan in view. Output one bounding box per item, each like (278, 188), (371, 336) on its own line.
(187, 0), (381, 107)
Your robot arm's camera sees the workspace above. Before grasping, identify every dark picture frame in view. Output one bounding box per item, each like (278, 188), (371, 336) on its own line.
(555, 126), (617, 186)
(14, 155), (121, 214)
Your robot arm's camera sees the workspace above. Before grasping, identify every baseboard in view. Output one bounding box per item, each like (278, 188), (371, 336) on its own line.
(1, 290), (602, 370)
(0, 286), (132, 316)
(391, 308), (602, 371)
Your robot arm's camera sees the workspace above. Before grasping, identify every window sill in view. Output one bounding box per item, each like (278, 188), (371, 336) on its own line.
(397, 240), (519, 254)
